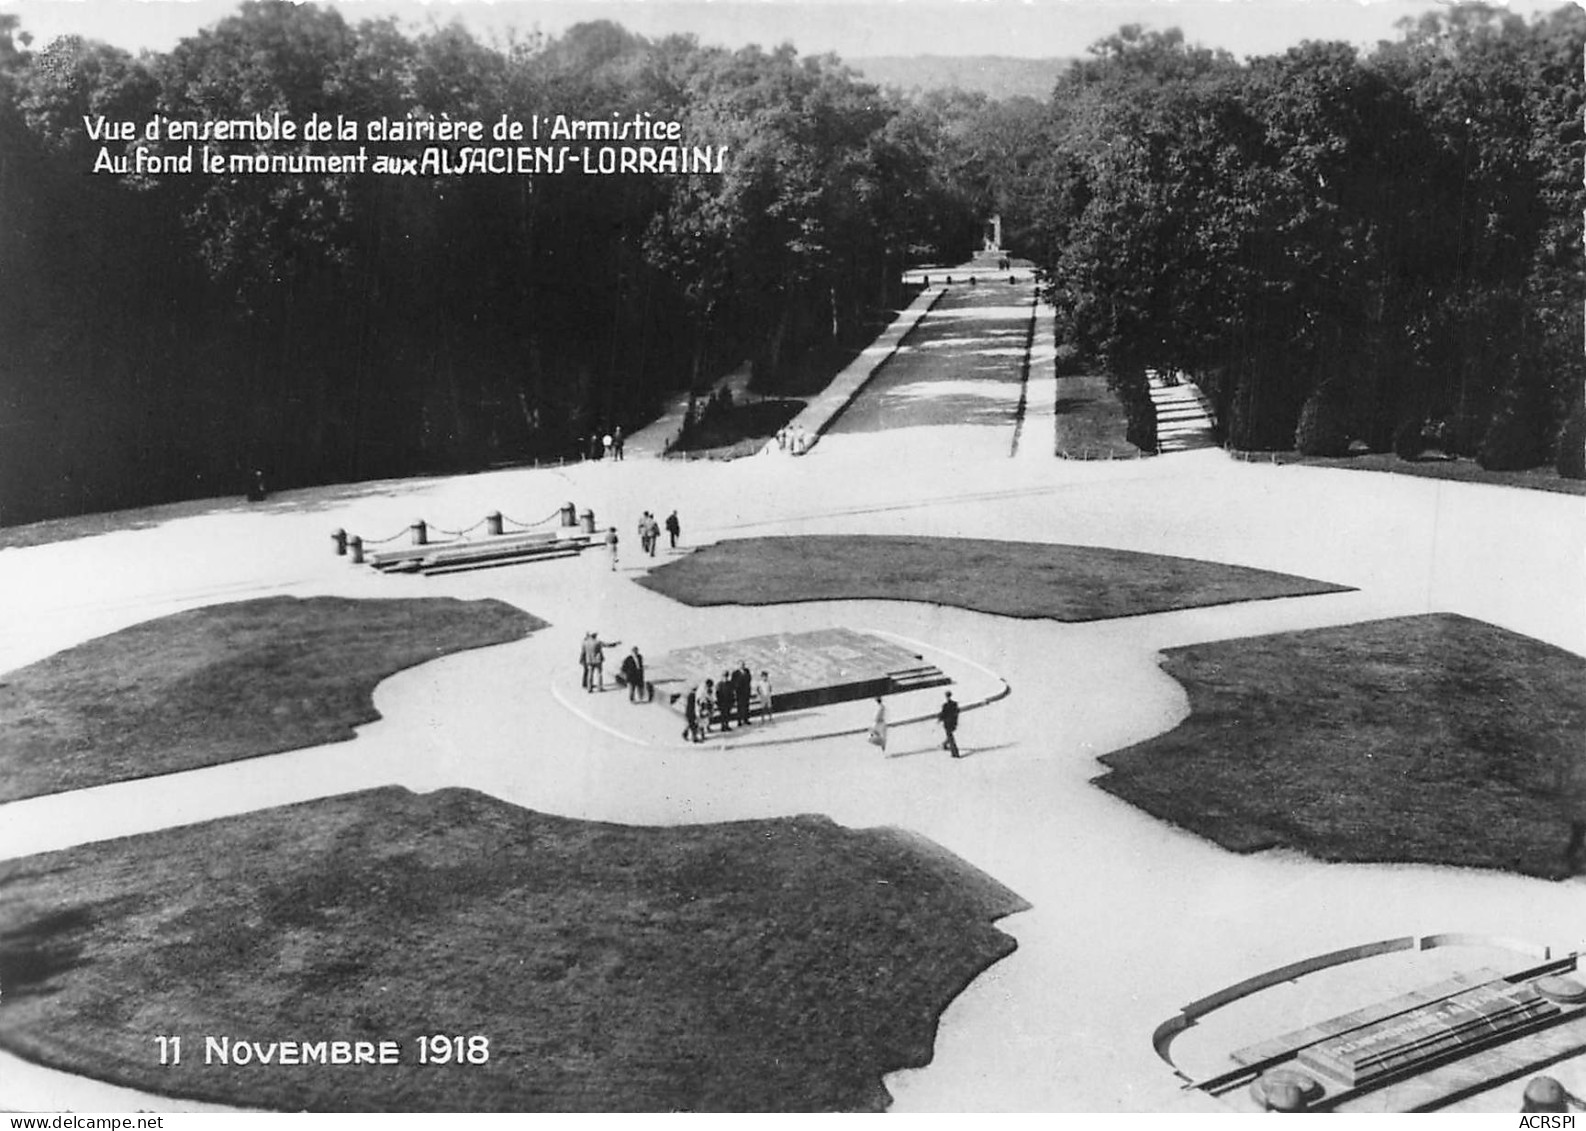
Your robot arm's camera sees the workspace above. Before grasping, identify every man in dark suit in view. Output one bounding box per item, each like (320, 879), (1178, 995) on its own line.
(715, 670), (735, 731)
(938, 691), (961, 758)
(620, 647), (647, 702)
(734, 662), (753, 726)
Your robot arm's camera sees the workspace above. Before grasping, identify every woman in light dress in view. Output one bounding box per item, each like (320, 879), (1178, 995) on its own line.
(867, 696), (888, 752)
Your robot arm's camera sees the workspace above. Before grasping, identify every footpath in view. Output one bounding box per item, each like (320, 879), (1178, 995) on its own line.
(621, 363), (756, 459)
(770, 285), (945, 454)
(620, 285), (947, 461)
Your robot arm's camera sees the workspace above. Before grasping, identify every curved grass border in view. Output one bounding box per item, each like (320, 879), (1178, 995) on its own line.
(1093, 614), (1586, 879)
(0, 787), (1029, 1112)
(638, 535), (1352, 622)
(0, 596), (544, 802)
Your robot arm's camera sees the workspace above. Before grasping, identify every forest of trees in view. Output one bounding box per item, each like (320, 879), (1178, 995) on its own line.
(0, 2), (1581, 525)
(992, 9), (1584, 466)
(0, 4), (981, 524)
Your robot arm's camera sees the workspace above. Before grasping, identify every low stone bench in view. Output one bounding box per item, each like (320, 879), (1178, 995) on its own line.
(420, 534), (588, 575)
(369, 530), (565, 572)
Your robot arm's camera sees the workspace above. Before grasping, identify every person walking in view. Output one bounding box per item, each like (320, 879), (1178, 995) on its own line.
(665, 510), (681, 549)
(637, 513), (651, 557)
(646, 513), (661, 557)
(620, 646), (646, 702)
(755, 670), (773, 724)
(938, 691), (961, 758)
(613, 426), (625, 460)
(867, 696), (889, 752)
(605, 526), (619, 571)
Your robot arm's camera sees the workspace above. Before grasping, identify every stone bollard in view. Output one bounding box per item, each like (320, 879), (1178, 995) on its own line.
(487, 511), (503, 536)
(560, 502), (577, 527)
(332, 528), (347, 556)
(411, 519), (427, 546)
(349, 536), (364, 564)
(579, 508), (596, 535)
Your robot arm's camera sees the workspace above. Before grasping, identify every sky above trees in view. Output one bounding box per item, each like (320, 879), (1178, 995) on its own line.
(2, 0), (1572, 61)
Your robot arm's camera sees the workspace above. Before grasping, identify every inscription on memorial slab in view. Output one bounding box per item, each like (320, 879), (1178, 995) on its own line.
(1192, 952), (1586, 1112)
(645, 627), (949, 712)
(1297, 981), (1560, 1086)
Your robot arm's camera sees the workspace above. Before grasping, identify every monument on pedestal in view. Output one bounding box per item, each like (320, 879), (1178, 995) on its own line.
(983, 214), (1002, 252)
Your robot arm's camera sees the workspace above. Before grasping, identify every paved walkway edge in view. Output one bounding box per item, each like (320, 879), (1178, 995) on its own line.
(1013, 300), (1059, 462)
(768, 285), (948, 456)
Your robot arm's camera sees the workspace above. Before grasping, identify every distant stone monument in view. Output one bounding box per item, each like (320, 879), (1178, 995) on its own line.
(983, 214), (1002, 252)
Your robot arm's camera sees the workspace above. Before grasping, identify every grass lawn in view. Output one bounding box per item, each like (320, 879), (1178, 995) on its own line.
(1052, 373), (1145, 459)
(0, 596), (543, 802)
(640, 535), (1351, 621)
(0, 787), (1027, 1111)
(1094, 614), (1586, 879)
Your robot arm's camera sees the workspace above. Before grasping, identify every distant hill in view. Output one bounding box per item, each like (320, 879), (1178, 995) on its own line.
(848, 55), (1073, 100)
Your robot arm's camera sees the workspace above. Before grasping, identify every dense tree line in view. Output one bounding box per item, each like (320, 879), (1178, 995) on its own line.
(0, 4), (979, 524)
(4, 3), (1581, 525)
(1005, 8), (1584, 467)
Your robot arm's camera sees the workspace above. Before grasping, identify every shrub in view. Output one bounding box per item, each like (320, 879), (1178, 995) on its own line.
(1294, 388), (1351, 457)
(1478, 405), (1546, 471)
(1125, 401), (1158, 453)
(1555, 404), (1586, 480)
(1445, 413), (1485, 458)
(1393, 419), (1424, 461)
(1107, 368), (1156, 452)
(1053, 343), (1084, 377)
(1224, 366), (1301, 451)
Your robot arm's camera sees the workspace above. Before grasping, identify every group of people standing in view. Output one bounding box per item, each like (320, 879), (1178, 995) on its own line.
(580, 426), (625, 461)
(586, 640), (964, 758)
(776, 425), (812, 456)
(682, 663), (773, 743)
(580, 633), (652, 702)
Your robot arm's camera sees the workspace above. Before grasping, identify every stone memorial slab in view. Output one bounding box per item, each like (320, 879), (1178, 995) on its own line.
(1297, 981), (1559, 1086)
(1193, 953), (1586, 1112)
(645, 627), (949, 713)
